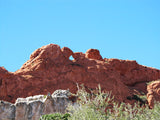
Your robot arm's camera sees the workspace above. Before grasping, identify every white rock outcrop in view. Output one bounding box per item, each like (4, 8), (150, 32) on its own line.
(0, 90), (77, 120)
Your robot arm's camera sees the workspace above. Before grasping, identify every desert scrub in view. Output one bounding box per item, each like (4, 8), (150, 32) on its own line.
(68, 85), (160, 120)
(40, 85), (160, 120)
(67, 84), (114, 120)
(68, 105), (106, 120)
(39, 113), (70, 120)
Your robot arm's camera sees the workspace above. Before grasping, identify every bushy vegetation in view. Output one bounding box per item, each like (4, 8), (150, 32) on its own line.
(39, 113), (70, 120)
(40, 85), (160, 120)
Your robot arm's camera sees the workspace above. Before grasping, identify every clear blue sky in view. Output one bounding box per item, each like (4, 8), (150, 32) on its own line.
(0, 0), (160, 72)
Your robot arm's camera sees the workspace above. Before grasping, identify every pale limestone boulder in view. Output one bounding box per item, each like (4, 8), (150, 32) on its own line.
(0, 101), (15, 120)
(0, 89), (77, 120)
(15, 95), (45, 120)
(52, 89), (70, 98)
(43, 93), (55, 115)
(15, 102), (28, 120)
(28, 101), (44, 120)
(53, 96), (70, 113)
(15, 95), (44, 103)
(52, 90), (72, 113)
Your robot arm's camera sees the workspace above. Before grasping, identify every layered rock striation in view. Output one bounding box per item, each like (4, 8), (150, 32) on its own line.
(0, 44), (160, 105)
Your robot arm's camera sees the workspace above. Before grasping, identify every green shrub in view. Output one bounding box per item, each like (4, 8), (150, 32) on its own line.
(40, 84), (160, 120)
(40, 113), (70, 120)
(68, 84), (160, 120)
(67, 84), (114, 120)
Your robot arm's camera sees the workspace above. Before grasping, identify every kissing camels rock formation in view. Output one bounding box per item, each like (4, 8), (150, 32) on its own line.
(0, 44), (160, 108)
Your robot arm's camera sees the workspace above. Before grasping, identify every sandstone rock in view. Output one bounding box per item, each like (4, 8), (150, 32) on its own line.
(0, 43), (160, 106)
(85, 49), (103, 61)
(147, 80), (160, 109)
(73, 52), (85, 61)
(107, 58), (160, 95)
(61, 47), (73, 59)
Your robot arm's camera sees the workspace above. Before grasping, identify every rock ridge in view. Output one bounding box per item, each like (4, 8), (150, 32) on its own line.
(0, 44), (160, 106)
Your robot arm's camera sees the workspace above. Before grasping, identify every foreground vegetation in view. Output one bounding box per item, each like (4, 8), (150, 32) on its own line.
(40, 85), (160, 120)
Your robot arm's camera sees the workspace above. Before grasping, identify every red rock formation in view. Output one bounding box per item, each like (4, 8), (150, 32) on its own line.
(85, 49), (103, 61)
(147, 81), (160, 109)
(0, 44), (160, 104)
(61, 47), (73, 59)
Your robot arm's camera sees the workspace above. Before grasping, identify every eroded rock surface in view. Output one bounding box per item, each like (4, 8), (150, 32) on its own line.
(0, 44), (160, 105)
(0, 90), (75, 120)
(0, 101), (16, 120)
(147, 81), (160, 109)
(85, 49), (103, 61)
